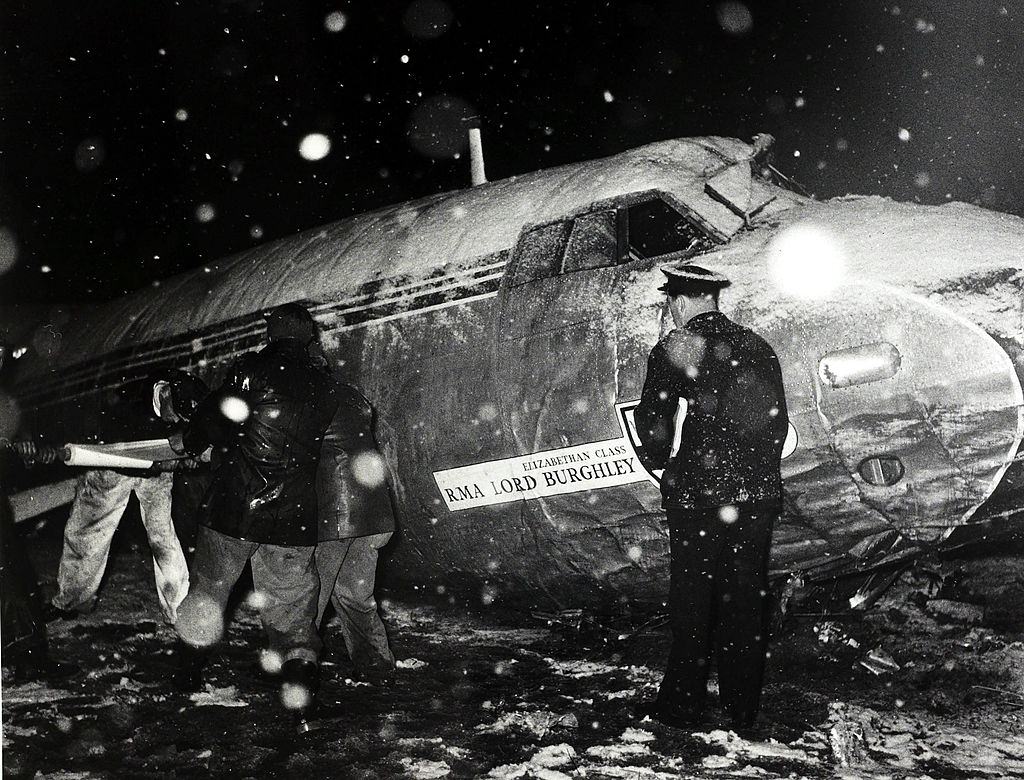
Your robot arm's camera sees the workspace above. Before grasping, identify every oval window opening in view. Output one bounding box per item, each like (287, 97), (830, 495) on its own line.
(858, 456), (905, 487)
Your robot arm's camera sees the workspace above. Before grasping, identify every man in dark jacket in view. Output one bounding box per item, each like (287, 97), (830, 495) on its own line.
(634, 262), (789, 734)
(315, 383), (397, 682)
(174, 303), (337, 721)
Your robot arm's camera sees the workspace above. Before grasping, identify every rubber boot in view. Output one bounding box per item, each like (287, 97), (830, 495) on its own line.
(280, 658), (320, 733)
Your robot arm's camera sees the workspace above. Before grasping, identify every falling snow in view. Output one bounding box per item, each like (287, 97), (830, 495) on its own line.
(298, 133), (332, 161)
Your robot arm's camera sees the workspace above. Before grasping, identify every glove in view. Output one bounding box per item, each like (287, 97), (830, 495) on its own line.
(4, 440), (63, 466)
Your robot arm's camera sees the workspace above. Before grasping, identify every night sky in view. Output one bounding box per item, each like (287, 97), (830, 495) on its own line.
(1, 0), (1021, 304)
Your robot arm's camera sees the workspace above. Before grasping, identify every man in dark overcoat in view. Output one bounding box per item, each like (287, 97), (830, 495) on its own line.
(174, 303), (337, 722)
(315, 382), (397, 682)
(634, 262), (789, 733)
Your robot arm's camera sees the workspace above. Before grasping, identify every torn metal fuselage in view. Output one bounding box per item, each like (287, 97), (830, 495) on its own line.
(6, 134), (1024, 609)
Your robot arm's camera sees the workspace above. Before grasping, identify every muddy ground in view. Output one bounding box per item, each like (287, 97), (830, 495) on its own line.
(3, 518), (1024, 779)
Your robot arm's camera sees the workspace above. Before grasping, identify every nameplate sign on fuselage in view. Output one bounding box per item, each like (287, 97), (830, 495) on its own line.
(433, 438), (649, 511)
(433, 402), (664, 511)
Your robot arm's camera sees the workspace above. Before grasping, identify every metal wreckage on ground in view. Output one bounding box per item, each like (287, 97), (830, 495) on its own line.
(5, 133), (1024, 611)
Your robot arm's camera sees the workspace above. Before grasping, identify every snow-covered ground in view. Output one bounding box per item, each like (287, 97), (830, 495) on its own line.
(2, 523), (1023, 778)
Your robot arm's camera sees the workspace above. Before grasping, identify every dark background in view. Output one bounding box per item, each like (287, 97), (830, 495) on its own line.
(1, 0), (1020, 303)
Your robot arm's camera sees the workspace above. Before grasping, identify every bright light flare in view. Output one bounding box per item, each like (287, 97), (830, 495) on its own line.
(259, 649), (283, 675)
(766, 223), (846, 299)
(245, 590), (269, 610)
(718, 505), (739, 524)
(176, 594), (225, 648)
(281, 682), (312, 710)
(324, 11), (347, 32)
(220, 396), (250, 423)
(352, 451), (387, 488)
(299, 133), (332, 161)
(716, 1), (753, 35)
(195, 203), (217, 223)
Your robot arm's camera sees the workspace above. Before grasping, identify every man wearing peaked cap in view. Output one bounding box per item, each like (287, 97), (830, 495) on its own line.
(656, 262), (732, 294)
(634, 259), (789, 736)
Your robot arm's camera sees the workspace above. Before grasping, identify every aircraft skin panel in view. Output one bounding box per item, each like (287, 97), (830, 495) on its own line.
(8, 136), (1024, 607)
(752, 283), (1022, 543)
(9, 136), (767, 392)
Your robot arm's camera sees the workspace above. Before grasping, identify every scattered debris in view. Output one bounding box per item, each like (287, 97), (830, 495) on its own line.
(824, 701), (1024, 776)
(694, 729), (817, 764)
(962, 627), (1004, 651)
(825, 703), (875, 768)
(188, 684), (248, 708)
(476, 709), (579, 738)
(400, 758), (451, 779)
(971, 685), (1024, 707)
(702, 754), (736, 769)
(529, 744), (576, 768)
(813, 620), (859, 647)
(487, 763), (572, 780)
(341, 677), (374, 687)
(445, 745), (472, 760)
(397, 737), (444, 749)
(859, 647), (901, 675)
(2, 723), (38, 740)
(584, 742), (651, 761)
(620, 727), (656, 743)
(397, 657), (430, 670)
(926, 598), (985, 625)
(604, 689), (633, 700)
(486, 747), (579, 780)
(2, 682), (78, 704)
(576, 766), (674, 779)
(541, 657), (618, 678)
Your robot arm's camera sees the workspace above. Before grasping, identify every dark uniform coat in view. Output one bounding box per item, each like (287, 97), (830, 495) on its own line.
(634, 310), (789, 510)
(316, 383), (396, 541)
(184, 339), (338, 546)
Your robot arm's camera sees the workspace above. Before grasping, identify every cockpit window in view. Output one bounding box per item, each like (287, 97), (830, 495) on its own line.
(626, 197), (715, 260)
(562, 210), (618, 274)
(509, 220), (571, 287)
(508, 196), (715, 287)
(510, 210), (620, 286)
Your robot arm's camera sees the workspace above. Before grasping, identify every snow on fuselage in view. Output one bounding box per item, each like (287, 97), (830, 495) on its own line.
(7, 137), (1024, 608)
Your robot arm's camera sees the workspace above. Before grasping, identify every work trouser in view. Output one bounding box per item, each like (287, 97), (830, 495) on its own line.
(176, 525), (321, 664)
(314, 532), (395, 673)
(657, 503), (775, 725)
(52, 470), (188, 624)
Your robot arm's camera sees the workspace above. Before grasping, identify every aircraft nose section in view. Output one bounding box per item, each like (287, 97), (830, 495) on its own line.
(767, 282), (1023, 546)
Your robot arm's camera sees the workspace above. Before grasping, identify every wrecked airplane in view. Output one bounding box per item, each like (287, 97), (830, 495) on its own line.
(4, 133), (1023, 609)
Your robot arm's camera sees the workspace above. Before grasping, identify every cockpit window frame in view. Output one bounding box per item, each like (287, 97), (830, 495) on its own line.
(506, 189), (723, 288)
